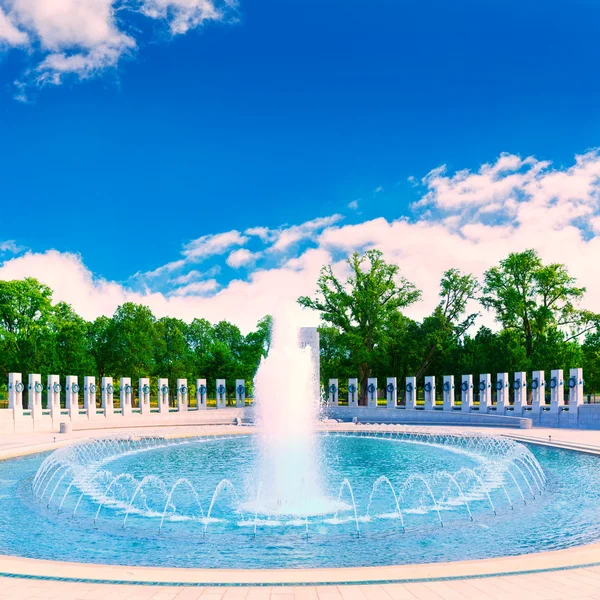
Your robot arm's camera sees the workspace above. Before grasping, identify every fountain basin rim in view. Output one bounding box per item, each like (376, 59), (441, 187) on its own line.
(2, 538), (600, 586)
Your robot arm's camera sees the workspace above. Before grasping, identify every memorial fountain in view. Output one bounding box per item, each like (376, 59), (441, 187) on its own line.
(2, 314), (599, 569)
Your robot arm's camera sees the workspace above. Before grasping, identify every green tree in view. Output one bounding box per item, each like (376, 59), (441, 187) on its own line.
(298, 249), (421, 403)
(51, 301), (95, 377)
(154, 317), (191, 393)
(481, 250), (595, 358)
(0, 278), (54, 376)
(414, 268), (480, 379)
(105, 303), (157, 379)
(88, 316), (111, 376)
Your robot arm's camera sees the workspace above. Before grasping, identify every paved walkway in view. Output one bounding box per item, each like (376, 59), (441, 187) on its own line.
(4, 567), (600, 600)
(3, 424), (600, 599)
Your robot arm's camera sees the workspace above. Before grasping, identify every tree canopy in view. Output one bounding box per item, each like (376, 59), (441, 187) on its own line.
(298, 249), (421, 401)
(300, 249), (600, 400)
(0, 279), (271, 400)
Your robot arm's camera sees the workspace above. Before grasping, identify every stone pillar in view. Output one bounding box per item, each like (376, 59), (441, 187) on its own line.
(478, 374), (492, 412)
(102, 377), (114, 417)
(28, 374), (43, 420)
(424, 376), (436, 410)
(84, 376), (96, 419)
(461, 375), (473, 412)
(139, 378), (151, 415)
(386, 377), (397, 408)
(568, 368), (584, 413)
(443, 375), (455, 411)
(405, 377), (417, 409)
(367, 378), (377, 408)
(327, 379), (338, 406)
(47, 375), (62, 423)
(235, 379), (246, 408)
(348, 378), (358, 407)
(216, 379), (227, 409)
(495, 372), (509, 414)
(196, 379), (207, 410)
(66, 376), (79, 420)
(158, 378), (169, 413)
(299, 327), (320, 403)
(8, 373), (24, 418)
(549, 369), (564, 414)
(120, 377), (132, 417)
(530, 370), (545, 413)
(513, 371), (527, 413)
(177, 379), (189, 411)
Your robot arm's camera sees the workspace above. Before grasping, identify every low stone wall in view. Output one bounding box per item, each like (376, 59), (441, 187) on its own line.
(4, 402), (600, 432)
(0, 407), (253, 433)
(326, 406), (533, 429)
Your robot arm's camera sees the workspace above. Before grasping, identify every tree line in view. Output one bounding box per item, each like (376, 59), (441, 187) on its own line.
(1, 248), (599, 407)
(298, 249), (600, 403)
(0, 278), (271, 399)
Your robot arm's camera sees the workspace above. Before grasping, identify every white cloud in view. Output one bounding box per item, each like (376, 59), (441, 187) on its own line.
(0, 6), (27, 45)
(1, 0), (235, 89)
(269, 215), (344, 253)
(169, 279), (219, 296)
(183, 230), (248, 261)
(245, 226), (277, 242)
(226, 248), (260, 268)
(348, 200), (359, 210)
(0, 240), (25, 254)
(172, 267), (220, 285)
(2, 151), (600, 335)
(139, 0), (236, 35)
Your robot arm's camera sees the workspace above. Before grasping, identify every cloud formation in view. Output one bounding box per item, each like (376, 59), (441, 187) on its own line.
(0, 0), (236, 91)
(1, 150), (600, 333)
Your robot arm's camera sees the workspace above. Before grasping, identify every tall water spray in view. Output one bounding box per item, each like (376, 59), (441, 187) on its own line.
(253, 311), (328, 515)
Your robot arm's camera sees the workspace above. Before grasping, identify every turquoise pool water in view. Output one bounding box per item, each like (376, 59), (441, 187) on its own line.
(1, 431), (599, 569)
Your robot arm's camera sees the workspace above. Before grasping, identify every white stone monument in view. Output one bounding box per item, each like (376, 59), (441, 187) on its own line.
(196, 379), (207, 410)
(8, 373), (24, 418)
(102, 377), (114, 417)
(299, 327), (320, 404)
(424, 376), (436, 410)
(386, 377), (397, 409)
(348, 378), (358, 408)
(442, 375), (454, 411)
(158, 378), (169, 413)
(139, 378), (151, 415)
(328, 379), (339, 406)
(216, 379), (227, 409)
(66, 376), (79, 420)
(84, 376), (96, 419)
(478, 374), (492, 412)
(28, 374), (43, 421)
(177, 379), (188, 412)
(405, 376), (417, 409)
(549, 369), (564, 413)
(530, 370), (545, 413)
(568, 367), (584, 413)
(120, 377), (132, 417)
(235, 379), (246, 408)
(48, 375), (61, 423)
(513, 371), (527, 413)
(367, 378), (378, 407)
(461, 375), (473, 412)
(495, 372), (509, 413)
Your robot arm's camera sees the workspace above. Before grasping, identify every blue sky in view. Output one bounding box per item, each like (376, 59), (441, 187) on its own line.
(1, 0), (600, 329)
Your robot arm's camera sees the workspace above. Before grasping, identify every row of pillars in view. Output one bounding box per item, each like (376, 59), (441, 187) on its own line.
(327, 368), (585, 414)
(6, 374), (250, 419)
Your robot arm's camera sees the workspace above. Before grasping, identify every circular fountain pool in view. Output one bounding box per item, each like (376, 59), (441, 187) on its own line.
(2, 428), (600, 569)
